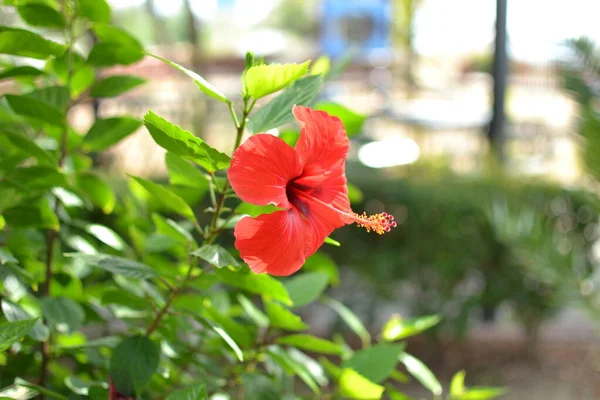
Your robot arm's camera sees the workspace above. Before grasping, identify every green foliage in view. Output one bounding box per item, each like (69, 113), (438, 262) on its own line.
(90, 75), (146, 97)
(244, 61), (311, 99)
(0, 318), (37, 352)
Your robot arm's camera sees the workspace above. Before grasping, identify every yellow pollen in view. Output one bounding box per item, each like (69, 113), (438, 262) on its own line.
(352, 211), (397, 235)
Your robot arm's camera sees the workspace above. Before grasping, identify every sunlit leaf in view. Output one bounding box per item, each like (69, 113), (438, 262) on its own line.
(75, 173), (116, 214)
(382, 314), (441, 342)
(191, 245), (239, 268)
(315, 102), (366, 136)
(77, 0), (111, 23)
(284, 272), (329, 307)
(65, 253), (158, 279)
(264, 301), (307, 331)
(0, 27), (66, 59)
(398, 353), (442, 396)
(276, 334), (344, 355)
(343, 342), (405, 383)
(216, 269), (292, 306)
(131, 176), (197, 221)
(244, 61), (311, 99)
(339, 369), (385, 400)
(17, 4), (65, 28)
(1, 300), (49, 342)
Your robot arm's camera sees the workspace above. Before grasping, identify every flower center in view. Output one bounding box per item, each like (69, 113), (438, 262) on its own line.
(349, 211), (397, 235)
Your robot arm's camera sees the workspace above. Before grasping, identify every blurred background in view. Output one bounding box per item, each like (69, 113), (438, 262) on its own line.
(3, 0), (600, 398)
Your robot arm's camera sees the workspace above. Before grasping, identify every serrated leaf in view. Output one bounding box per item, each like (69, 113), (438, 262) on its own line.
(216, 269), (292, 305)
(109, 335), (160, 395)
(382, 314), (442, 342)
(149, 54), (228, 103)
(1, 300), (49, 341)
(83, 117), (141, 151)
(131, 176), (197, 221)
(65, 253), (158, 279)
(144, 111), (230, 172)
(248, 74), (323, 134)
(343, 343), (405, 383)
(276, 334), (344, 355)
(190, 245), (239, 268)
(244, 61), (311, 99)
(399, 353), (442, 396)
(77, 0), (110, 23)
(164, 383), (208, 400)
(0, 27), (66, 59)
(0, 318), (37, 352)
(17, 4), (65, 28)
(41, 297), (85, 333)
(0, 66), (44, 81)
(284, 271), (329, 307)
(321, 296), (370, 347)
(339, 369), (385, 400)
(75, 173), (116, 214)
(5, 94), (65, 126)
(264, 301), (307, 331)
(90, 75), (146, 98)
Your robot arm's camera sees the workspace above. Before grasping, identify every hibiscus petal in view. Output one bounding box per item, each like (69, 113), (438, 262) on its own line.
(293, 105), (350, 175)
(234, 208), (312, 276)
(228, 134), (302, 208)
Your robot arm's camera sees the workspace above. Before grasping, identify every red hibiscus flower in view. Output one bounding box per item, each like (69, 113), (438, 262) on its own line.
(228, 106), (396, 276)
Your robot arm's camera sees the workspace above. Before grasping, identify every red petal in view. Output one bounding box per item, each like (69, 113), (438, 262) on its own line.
(234, 209), (311, 276)
(293, 105), (350, 176)
(229, 134), (302, 208)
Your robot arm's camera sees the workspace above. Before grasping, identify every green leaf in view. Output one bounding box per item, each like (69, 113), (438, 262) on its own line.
(77, 0), (111, 23)
(450, 370), (466, 398)
(87, 42), (143, 66)
(144, 111), (230, 172)
(347, 182), (364, 204)
(320, 356), (342, 380)
(314, 102), (366, 136)
(267, 345), (320, 394)
(1, 300), (49, 341)
(27, 85), (70, 111)
(302, 252), (340, 285)
(83, 223), (127, 250)
(17, 4), (65, 28)
(398, 353), (442, 396)
(190, 245), (239, 268)
(248, 74), (323, 134)
(131, 176), (197, 221)
(0, 318), (37, 352)
(210, 323), (244, 362)
(3, 129), (56, 165)
(90, 75), (146, 98)
(41, 297), (84, 333)
(382, 314), (442, 342)
(65, 253), (159, 279)
(339, 369), (385, 400)
(323, 236), (340, 246)
(0, 215), (4, 230)
(101, 289), (147, 310)
(276, 334), (344, 355)
(83, 117), (142, 151)
(4, 166), (66, 191)
(242, 373), (280, 400)
(109, 335), (160, 395)
(343, 343), (405, 383)
(244, 61), (311, 99)
(3, 200), (59, 231)
(164, 383), (208, 400)
(235, 202), (279, 217)
(216, 269), (292, 306)
(5, 94), (65, 126)
(152, 213), (194, 244)
(457, 387), (508, 400)
(386, 388), (414, 400)
(14, 378), (68, 400)
(237, 294), (269, 328)
(0, 248), (17, 265)
(321, 296), (370, 347)
(70, 65), (95, 98)
(201, 307), (254, 348)
(310, 56), (331, 76)
(0, 65), (44, 81)
(149, 54), (228, 103)
(0, 27), (66, 59)
(165, 152), (208, 189)
(264, 301), (307, 331)
(284, 271), (329, 307)
(75, 173), (116, 214)
(64, 376), (106, 396)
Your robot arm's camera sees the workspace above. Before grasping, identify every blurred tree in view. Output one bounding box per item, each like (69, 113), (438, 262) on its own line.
(264, 0), (316, 38)
(391, 0), (423, 98)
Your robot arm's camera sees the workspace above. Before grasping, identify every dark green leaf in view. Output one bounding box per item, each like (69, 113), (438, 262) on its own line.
(339, 369), (385, 400)
(77, 0), (110, 23)
(0, 318), (37, 352)
(284, 271), (329, 307)
(165, 152), (208, 189)
(343, 343), (405, 383)
(26, 85), (70, 111)
(101, 289), (148, 311)
(83, 117), (142, 151)
(144, 111), (230, 172)
(90, 75), (146, 98)
(248, 75), (323, 134)
(321, 296), (370, 347)
(0, 27), (66, 59)
(41, 297), (85, 333)
(149, 54), (228, 103)
(202, 307), (254, 348)
(65, 253), (158, 279)
(242, 373), (280, 400)
(4, 166), (66, 191)
(5, 94), (65, 126)
(3, 129), (56, 165)
(216, 269), (292, 306)
(75, 173), (116, 214)
(276, 334), (344, 355)
(244, 61), (310, 99)
(382, 314), (441, 342)
(264, 301), (307, 331)
(17, 4), (65, 28)
(87, 42), (143, 67)
(164, 383), (208, 400)
(398, 353), (442, 396)
(0, 66), (44, 81)
(191, 245), (239, 268)
(315, 102), (366, 136)
(3, 200), (59, 231)
(109, 335), (160, 395)
(131, 176), (197, 221)
(1, 300), (49, 341)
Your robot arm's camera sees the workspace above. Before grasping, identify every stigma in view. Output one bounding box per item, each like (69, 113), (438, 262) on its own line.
(351, 211), (397, 235)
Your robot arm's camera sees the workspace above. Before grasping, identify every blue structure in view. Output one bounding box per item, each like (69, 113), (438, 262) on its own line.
(320, 0), (392, 60)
